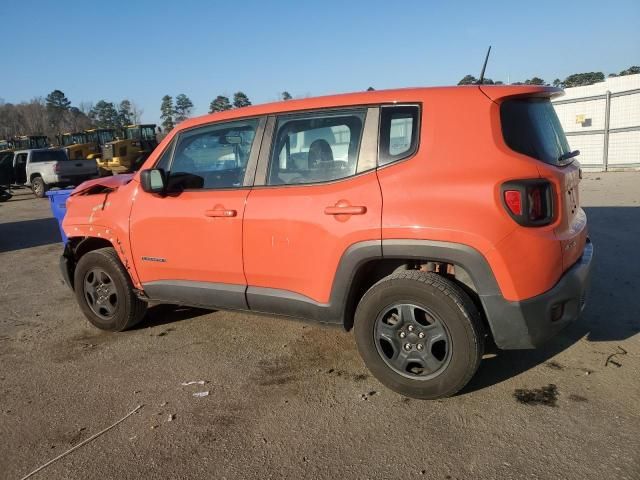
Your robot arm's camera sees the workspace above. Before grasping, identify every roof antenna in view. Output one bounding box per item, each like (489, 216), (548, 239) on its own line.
(477, 46), (492, 85)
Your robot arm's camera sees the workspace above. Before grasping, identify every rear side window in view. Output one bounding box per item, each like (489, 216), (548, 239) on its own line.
(31, 150), (69, 163)
(501, 98), (572, 166)
(379, 105), (420, 166)
(268, 109), (366, 186)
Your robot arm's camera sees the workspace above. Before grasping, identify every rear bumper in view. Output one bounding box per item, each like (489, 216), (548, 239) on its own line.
(482, 239), (594, 349)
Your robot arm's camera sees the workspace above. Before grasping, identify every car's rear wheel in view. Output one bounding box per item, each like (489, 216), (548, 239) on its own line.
(32, 176), (47, 198)
(354, 271), (484, 399)
(74, 247), (147, 331)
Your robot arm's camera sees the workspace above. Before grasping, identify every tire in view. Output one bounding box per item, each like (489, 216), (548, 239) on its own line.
(31, 176), (47, 198)
(354, 271), (484, 399)
(74, 247), (147, 331)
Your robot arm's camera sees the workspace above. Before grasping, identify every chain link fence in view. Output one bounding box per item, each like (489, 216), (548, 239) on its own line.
(553, 88), (640, 171)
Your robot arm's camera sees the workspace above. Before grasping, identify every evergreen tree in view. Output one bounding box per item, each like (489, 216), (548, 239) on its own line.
(281, 91), (292, 101)
(174, 94), (194, 123)
(366, 86), (375, 91)
(562, 72), (605, 88)
(45, 90), (71, 111)
(118, 99), (133, 127)
(45, 89), (71, 130)
(457, 75), (478, 85)
(160, 95), (174, 132)
(618, 66), (640, 76)
(209, 95), (232, 113)
(233, 92), (251, 108)
(524, 77), (546, 86)
(89, 100), (119, 128)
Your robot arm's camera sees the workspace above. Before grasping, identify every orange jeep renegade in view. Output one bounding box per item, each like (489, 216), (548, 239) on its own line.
(60, 86), (593, 399)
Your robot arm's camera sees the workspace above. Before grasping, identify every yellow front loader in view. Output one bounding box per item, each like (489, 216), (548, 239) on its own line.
(97, 124), (158, 174)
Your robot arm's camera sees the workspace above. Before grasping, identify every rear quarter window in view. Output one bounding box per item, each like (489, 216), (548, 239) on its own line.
(379, 105), (420, 166)
(500, 98), (572, 166)
(31, 150), (69, 163)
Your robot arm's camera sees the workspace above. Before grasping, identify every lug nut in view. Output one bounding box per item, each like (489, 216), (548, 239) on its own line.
(399, 331), (406, 338)
(416, 344), (424, 351)
(418, 332), (425, 339)
(407, 325), (414, 332)
(404, 343), (412, 351)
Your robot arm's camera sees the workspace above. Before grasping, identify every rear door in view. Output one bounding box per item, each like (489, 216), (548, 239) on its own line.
(243, 107), (382, 312)
(14, 153), (27, 183)
(129, 117), (265, 309)
(500, 96), (588, 271)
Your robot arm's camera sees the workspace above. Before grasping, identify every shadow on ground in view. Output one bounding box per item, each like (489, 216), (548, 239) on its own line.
(135, 304), (213, 329)
(0, 217), (61, 253)
(464, 206), (640, 393)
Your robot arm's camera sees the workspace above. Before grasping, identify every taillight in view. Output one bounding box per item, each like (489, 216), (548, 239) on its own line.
(504, 190), (522, 215)
(54, 163), (61, 173)
(501, 180), (554, 226)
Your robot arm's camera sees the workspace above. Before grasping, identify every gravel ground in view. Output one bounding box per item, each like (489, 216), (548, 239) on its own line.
(0, 172), (638, 480)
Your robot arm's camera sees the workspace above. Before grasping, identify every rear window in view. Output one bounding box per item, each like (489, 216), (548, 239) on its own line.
(31, 150), (69, 163)
(501, 98), (572, 166)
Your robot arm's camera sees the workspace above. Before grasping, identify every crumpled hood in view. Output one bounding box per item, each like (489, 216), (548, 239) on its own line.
(71, 173), (135, 196)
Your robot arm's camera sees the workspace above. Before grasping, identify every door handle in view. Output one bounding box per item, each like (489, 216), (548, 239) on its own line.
(205, 208), (237, 217)
(324, 204), (367, 215)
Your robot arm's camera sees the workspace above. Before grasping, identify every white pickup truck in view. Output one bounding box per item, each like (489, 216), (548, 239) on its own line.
(8, 149), (99, 197)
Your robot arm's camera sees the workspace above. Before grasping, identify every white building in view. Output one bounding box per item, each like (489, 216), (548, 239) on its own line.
(552, 73), (640, 171)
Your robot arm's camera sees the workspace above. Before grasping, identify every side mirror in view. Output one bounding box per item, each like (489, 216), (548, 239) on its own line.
(140, 168), (166, 194)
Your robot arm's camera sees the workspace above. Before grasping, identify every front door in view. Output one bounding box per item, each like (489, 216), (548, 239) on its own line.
(129, 117), (264, 310)
(243, 108), (382, 316)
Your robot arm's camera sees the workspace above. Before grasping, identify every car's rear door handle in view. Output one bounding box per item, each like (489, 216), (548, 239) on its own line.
(205, 208), (237, 217)
(324, 204), (367, 215)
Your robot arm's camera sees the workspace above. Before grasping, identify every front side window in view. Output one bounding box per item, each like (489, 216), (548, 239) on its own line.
(167, 118), (259, 190)
(268, 109), (366, 185)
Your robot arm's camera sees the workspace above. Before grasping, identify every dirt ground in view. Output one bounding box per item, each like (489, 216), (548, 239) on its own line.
(0, 172), (638, 480)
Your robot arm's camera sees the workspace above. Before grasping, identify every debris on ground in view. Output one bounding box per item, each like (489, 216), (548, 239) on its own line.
(360, 391), (377, 401)
(569, 394), (588, 402)
(155, 327), (175, 337)
(18, 405), (143, 480)
(167, 414), (175, 422)
(545, 361), (564, 370)
(193, 391), (210, 398)
(181, 380), (205, 386)
(605, 346), (627, 367)
(514, 384), (558, 407)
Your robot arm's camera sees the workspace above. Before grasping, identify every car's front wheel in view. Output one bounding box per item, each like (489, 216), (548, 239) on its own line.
(74, 247), (147, 331)
(354, 271), (484, 399)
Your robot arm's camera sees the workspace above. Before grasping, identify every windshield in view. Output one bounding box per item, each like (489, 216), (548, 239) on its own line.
(31, 150), (69, 162)
(98, 130), (115, 144)
(125, 128), (140, 140)
(62, 134), (86, 146)
(86, 130), (115, 145)
(501, 98), (572, 166)
(126, 126), (156, 141)
(141, 126), (156, 141)
(32, 137), (49, 149)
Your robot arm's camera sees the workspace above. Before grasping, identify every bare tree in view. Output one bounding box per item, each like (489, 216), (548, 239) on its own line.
(130, 101), (144, 124)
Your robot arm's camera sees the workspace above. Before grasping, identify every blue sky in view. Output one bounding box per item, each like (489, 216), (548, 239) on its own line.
(2, 0), (639, 124)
